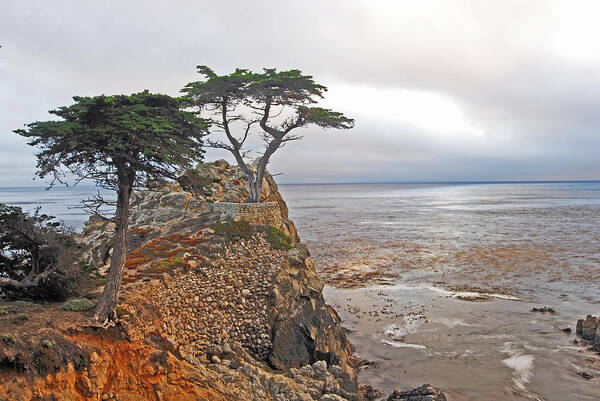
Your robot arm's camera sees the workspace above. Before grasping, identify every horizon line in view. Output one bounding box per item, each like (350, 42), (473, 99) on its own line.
(277, 179), (600, 186)
(1, 179), (600, 189)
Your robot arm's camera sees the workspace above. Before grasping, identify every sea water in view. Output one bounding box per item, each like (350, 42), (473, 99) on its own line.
(279, 182), (600, 401)
(0, 186), (113, 231)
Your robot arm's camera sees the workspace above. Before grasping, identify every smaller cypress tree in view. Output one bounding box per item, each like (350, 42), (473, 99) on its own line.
(15, 91), (208, 323)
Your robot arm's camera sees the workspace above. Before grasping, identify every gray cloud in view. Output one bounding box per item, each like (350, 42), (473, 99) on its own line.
(1, 0), (599, 186)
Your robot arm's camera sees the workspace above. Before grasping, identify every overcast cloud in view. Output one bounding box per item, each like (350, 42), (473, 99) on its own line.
(1, 0), (599, 185)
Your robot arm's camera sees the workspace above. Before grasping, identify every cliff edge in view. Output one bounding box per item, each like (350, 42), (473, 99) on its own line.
(0, 161), (361, 401)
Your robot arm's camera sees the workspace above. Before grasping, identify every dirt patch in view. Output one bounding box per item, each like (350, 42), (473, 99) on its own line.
(0, 301), (93, 376)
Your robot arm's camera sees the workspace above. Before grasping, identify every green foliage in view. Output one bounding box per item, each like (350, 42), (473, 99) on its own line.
(266, 227), (292, 250)
(0, 302), (38, 316)
(95, 277), (107, 286)
(181, 66), (353, 203)
(1, 334), (16, 345)
(210, 219), (254, 240)
(152, 257), (185, 273)
(13, 313), (30, 323)
(10, 300), (37, 308)
(0, 203), (74, 282)
(176, 169), (219, 196)
(182, 66), (354, 134)
(41, 340), (53, 349)
(14, 91), (208, 191)
(78, 261), (97, 273)
(60, 298), (94, 311)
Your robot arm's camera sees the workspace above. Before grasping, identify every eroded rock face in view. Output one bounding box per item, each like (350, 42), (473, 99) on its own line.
(387, 384), (447, 401)
(269, 245), (356, 382)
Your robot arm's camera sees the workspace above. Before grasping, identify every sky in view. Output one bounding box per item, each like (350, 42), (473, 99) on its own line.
(1, 0), (600, 185)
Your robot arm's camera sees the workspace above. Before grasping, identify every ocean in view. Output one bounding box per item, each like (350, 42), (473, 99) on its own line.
(2, 182), (599, 400)
(279, 182), (600, 401)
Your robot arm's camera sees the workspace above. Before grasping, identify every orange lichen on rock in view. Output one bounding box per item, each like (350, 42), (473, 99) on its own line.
(129, 227), (153, 235)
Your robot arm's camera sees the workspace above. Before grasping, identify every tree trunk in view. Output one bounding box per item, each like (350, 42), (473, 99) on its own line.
(246, 172), (260, 203)
(249, 138), (281, 203)
(94, 169), (133, 323)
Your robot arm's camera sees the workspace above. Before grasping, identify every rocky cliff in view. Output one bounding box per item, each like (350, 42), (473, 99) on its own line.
(0, 161), (360, 401)
(0, 161), (445, 401)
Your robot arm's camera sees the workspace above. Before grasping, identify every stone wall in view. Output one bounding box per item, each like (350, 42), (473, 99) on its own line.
(211, 202), (283, 227)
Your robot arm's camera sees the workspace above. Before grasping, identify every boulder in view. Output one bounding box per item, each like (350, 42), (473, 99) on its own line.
(577, 316), (599, 341)
(387, 384), (447, 401)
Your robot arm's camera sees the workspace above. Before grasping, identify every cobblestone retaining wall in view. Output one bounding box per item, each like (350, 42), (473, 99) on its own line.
(211, 202), (283, 227)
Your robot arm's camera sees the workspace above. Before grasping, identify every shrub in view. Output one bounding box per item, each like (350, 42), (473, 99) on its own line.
(60, 299), (94, 311)
(78, 261), (97, 273)
(11, 300), (37, 308)
(13, 313), (29, 323)
(210, 219), (254, 239)
(177, 169), (219, 196)
(1, 334), (16, 344)
(267, 227), (293, 250)
(0, 306), (9, 316)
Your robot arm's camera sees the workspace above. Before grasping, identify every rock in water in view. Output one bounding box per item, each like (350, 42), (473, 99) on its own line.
(531, 306), (555, 313)
(577, 371), (594, 380)
(387, 384), (447, 401)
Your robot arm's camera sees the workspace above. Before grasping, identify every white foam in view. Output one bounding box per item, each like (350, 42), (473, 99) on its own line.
(438, 318), (470, 328)
(370, 283), (519, 301)
(381, 340), (427, 349)
(384, 317), (423, 338)
(501, 342), (538, 395)
(503, 354), (536, 391)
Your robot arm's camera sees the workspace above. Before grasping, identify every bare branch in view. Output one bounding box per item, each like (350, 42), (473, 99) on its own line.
(80, 191), (116, 222)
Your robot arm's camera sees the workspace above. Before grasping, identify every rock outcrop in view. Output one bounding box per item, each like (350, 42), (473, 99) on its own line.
(576, 315), (600, 352)
(387, 384), (447, 401)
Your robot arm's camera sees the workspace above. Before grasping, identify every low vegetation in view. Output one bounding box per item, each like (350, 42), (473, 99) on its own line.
(177, 168), (222, 196)
(266, 227), (292, 250)
(0, 203), (84, 301)
(210, 219), (254, 239)
(60, 299), (94, 312)
(210, 219), (292, 249)
(13, 312), (30, 323)
(1, 333), (16, 345)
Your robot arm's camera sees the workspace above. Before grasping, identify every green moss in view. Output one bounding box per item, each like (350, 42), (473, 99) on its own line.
(210, 219), (254, 239)
(41, 340), (53, 349)
(1, 334), (16, 345)
(60, 298), (94, 311)
(267, 227), (292, 250)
